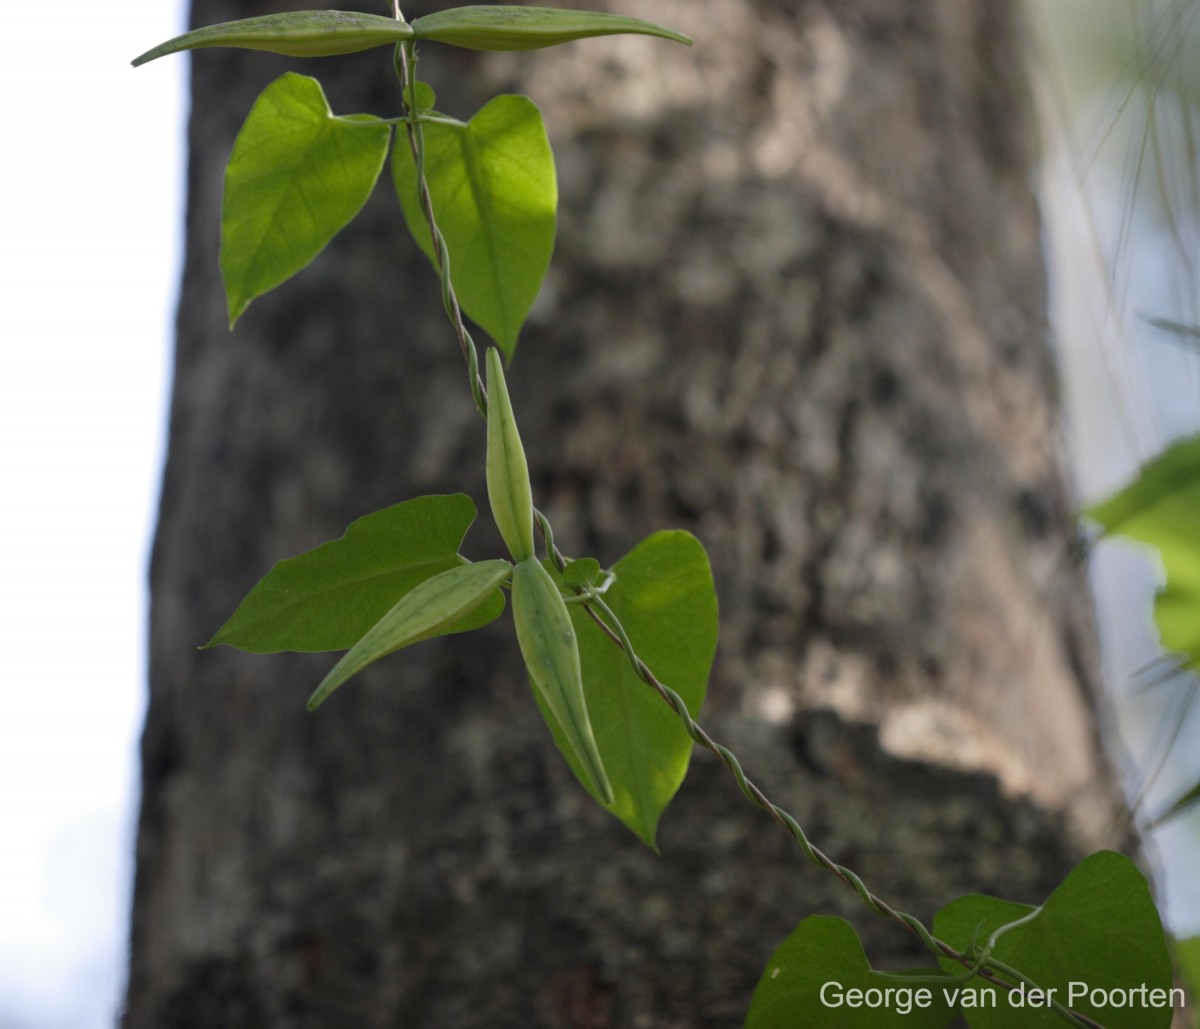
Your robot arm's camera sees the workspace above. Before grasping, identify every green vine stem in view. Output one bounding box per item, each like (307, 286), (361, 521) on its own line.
(389, 24), (1104, 1029)
(395, 37), (488, 418)
(577, 591), (1102, 1029)
(985, 958), (1105, 1028)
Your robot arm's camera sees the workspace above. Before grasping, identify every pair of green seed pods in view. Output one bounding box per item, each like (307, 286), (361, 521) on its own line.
(306, 347), (612, 805)
(131, 6), (691, 67)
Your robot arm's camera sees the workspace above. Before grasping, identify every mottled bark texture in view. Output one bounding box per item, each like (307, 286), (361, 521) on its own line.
(126, 1), (1132, 1026)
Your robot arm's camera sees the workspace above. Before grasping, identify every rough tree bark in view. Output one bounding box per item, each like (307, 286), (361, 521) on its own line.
(126, 1), (1134, 1026)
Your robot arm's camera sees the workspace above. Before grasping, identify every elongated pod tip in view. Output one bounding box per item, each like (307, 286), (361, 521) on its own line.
(132, 11), (414, 67)
(306, 559), (512, 710)
(411, 6), (692, 51)
(512, 558), (614, 804)
(485, 348), (536, 563)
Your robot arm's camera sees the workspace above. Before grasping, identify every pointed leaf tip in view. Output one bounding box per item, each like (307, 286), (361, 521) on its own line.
(392, 93), (556, 356)
(486, 347), (536, 563)
(206, 494), (492, 654)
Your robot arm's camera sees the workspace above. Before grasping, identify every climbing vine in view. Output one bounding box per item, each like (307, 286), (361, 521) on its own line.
(134, 6), (1181, 1025)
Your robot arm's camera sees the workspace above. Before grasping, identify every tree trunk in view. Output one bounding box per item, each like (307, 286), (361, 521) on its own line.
(125, 1), (1133, 1026)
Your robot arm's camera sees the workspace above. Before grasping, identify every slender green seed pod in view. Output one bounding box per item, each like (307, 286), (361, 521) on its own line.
(132, 11), (414, 67)
(307, 559), (511, 711)
(512, 558), (613, 804)
(411, 6), (692, 52)
(485, 348), (536, 563)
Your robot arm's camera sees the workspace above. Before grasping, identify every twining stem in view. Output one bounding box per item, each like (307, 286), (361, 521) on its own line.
(395, 40), (488, 418)
(577, 593), (950, 954)
(391, 39), (1103, 1029)
(576, 591), (1102, 1029)
(985, 957), (1109, 1029)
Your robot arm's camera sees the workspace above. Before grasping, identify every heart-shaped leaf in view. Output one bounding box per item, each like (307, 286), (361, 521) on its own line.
(933, 851), (1174, 1028)
(562, 558), (602, 589)
(744, 916), (956, 1029)
(534, 531), (717, 849)
(393, 93), (555, 358)
(207, 494), (500, 652)
(221, 73), (392, 326)
(405, 79), (437, 115)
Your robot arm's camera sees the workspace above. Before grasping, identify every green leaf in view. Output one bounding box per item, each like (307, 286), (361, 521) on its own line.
(1152, 776), (1200, 827)
(933, 851), (1174, 1028)
(535, 532), (717, 849)
(132, 10), (413, 66)
(411, 5), (692, 51)
(221, 73), (392, 326)
(307, 559), (512, 709)
(207, 494), (501, 652)
(744, 916), (957, 1029)
(562, 558), (602, 589)
(406, 79), (437, 114)
(1174, 936), (1200, 1024)
(1087, 434), (1200, 667)
(1087, 435), (1200, 532)
(392, 94), (556, 358)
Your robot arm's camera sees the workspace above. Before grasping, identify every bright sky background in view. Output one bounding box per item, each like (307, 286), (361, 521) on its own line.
(0, 3), (184, 1026)
(1031, 0), (1200, 936)
(0, 3), (1195, 1028)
